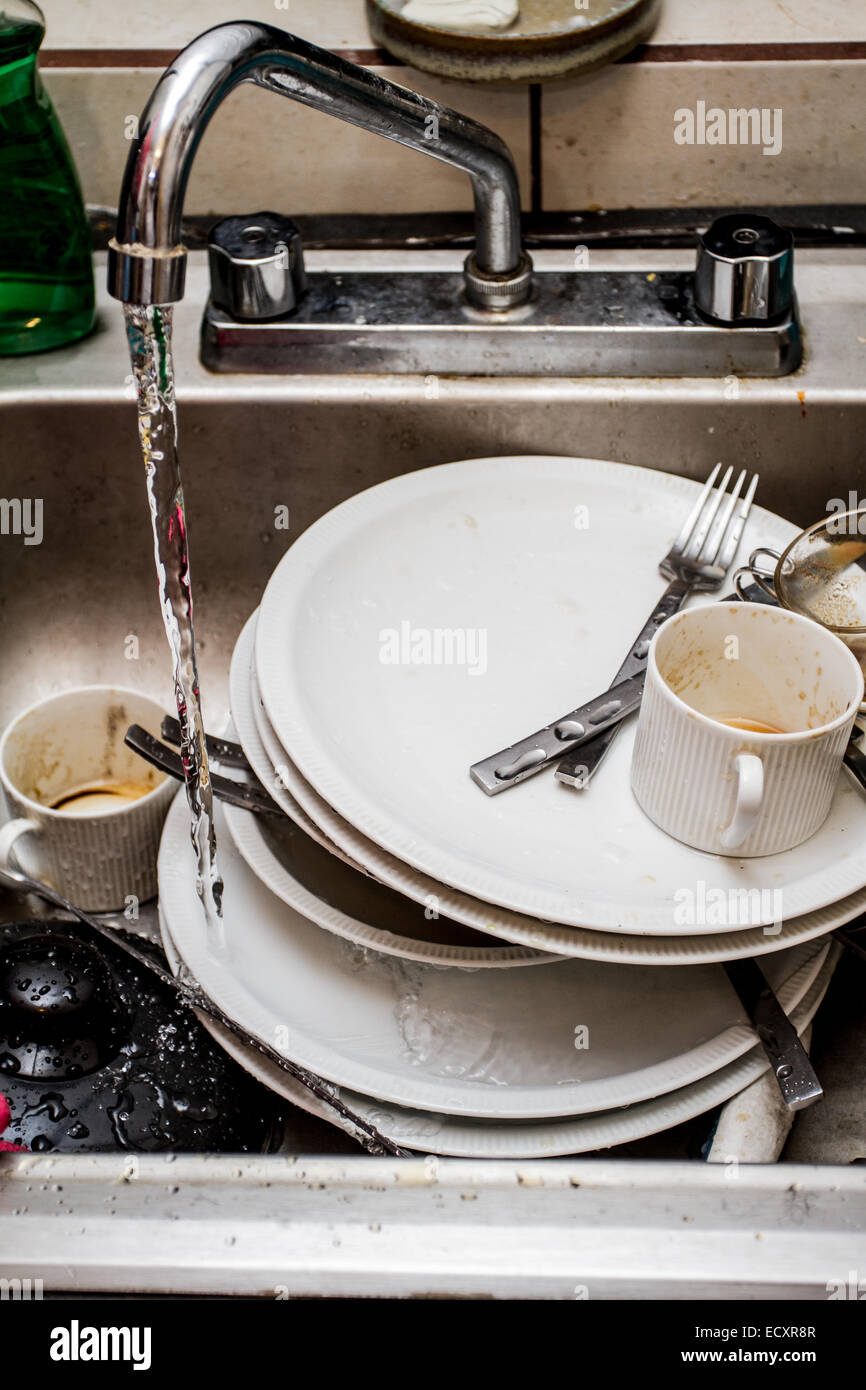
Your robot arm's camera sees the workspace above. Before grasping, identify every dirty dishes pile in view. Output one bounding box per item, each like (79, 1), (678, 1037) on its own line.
(159, 457), (865, 1154)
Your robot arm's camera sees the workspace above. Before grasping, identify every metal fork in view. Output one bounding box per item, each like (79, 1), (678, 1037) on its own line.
(470, 464), (758, 795)
(555, 464), (758, 789)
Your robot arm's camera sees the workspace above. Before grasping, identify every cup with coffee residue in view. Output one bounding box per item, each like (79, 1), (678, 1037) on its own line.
(631, 602), (864, 857)
(0, 686), (176, 910)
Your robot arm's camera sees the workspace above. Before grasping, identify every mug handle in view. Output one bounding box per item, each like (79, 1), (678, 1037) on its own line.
(0, 817), (40, 870)
(720, 753), (764, 851)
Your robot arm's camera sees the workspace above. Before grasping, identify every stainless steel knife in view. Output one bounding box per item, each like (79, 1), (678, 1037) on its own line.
(469, 670), (645, 796)
(722, 957), (824, 1111)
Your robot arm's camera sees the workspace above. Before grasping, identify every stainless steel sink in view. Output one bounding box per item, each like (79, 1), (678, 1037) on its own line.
(0, 248), (864, 1296)
(0, 249), (863, 729)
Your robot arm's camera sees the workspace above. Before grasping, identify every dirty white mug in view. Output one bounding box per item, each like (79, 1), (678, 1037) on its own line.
(0, 686), (176, 911)
(631, 602), (864, 857)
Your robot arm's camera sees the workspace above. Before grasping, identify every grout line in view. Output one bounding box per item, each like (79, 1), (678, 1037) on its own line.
(38, 46), (400, 69)
(38, 41), (866, 70)
(621, 41), (866, 63)
(529, 85), (542, 216)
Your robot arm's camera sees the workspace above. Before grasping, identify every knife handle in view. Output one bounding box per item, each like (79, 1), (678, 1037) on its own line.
(470, 671), (645, 796)
(555, 577), (692, 788)
(724, 959), (823, 1111)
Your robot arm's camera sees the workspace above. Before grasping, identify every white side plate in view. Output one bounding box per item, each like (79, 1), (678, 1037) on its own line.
(229, 615), (554, 966)
(224, 801), (558, 968)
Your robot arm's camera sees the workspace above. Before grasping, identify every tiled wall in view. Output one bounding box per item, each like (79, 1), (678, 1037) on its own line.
(35, 0), (866, 216)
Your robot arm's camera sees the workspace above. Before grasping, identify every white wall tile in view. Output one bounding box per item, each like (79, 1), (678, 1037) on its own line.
(541, 62), (866, 210)
(45, 67), (531, 215)
(38, 0), (374, 50)
(37, 0), (866, 50)
(653, 0), (866, 44)
(35, 2), (866, 217)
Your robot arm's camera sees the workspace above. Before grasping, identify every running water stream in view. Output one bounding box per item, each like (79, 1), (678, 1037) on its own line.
(124, 304), (224, 947)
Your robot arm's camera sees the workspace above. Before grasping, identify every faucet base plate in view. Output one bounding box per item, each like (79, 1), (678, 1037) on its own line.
(200, 270), (802, 378)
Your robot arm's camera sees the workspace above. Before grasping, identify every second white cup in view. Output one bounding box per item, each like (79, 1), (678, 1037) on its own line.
(630, 602), (864, 857)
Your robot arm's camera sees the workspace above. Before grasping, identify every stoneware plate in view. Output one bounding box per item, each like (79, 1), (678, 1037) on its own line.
(239, 611), (866, 965)
(158, 793), (827, 1122)
(256, 457), (866, 933)
(223, 800), (557, 968)
(160, 899), (836, 1158)
(228, 621), (554, 965)
(229, 615), (349, 860)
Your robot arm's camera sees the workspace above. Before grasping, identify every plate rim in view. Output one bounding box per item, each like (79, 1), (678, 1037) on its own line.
(159, 900), (837, 1157)
(223, 800), (559, 968)
(241, 612), (866, 963)
(256, 455), (865, 932)
(158, 793), (829, 1121)
(229, 613), (556, 967)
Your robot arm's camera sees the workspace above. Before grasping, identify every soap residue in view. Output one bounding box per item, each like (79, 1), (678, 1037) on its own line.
(401, 0), (519, 31)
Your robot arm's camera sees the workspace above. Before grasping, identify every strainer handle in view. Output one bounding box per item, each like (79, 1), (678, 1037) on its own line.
(743, 546), (781, 602)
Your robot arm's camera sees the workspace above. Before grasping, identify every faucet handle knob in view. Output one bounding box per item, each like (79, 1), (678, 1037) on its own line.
(208, 212), (307, 320)
(694, 213), (794, 325)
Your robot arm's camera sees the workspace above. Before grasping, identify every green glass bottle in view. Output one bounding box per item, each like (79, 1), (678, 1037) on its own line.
(0, 1), (94, 354)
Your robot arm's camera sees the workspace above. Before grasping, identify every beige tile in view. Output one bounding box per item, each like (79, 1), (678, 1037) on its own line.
(654, 0), (865, 45)
(541, 62), (866, 210)
(45, 66), (531, 215)
(190, 66), (531, 214)
(37, 0), (866, 50)
(38, 0), (374, 51)
(45, 70), (156, 210)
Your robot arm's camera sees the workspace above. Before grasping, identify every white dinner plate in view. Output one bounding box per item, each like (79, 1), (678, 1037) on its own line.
(158, 793), (827, 1121)
(227, 619), (553, 967)
(229, 617), (351, 860)
(160, 907), (837, 1159)
(223, 802), (557, 968)
(256, 456), (866, 933)
(237, 610), (866, 965)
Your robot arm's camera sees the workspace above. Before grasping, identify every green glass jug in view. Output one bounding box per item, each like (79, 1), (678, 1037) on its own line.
(0, 1), (94, 354)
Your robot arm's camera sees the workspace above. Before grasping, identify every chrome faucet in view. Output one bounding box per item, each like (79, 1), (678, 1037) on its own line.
(107, 20), (532, 311)
(108, 22), (802, 377)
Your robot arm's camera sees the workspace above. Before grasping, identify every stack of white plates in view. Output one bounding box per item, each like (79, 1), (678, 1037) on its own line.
(159, 457), (865, 1155)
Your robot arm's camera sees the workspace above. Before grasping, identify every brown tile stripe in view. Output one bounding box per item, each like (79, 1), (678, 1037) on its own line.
(623, 41), (866, 62)
(39, 42), (866, 69)
(39, 47), (398, 67)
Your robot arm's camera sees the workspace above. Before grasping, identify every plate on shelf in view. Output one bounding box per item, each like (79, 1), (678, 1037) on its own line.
(366, 0), (660, 84)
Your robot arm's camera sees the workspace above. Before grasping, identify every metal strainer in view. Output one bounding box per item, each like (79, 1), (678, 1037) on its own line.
(735, 508), (866, 707)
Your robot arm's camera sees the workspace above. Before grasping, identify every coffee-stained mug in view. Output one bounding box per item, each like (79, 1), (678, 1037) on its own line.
(0, 686), (176, 910)
(631, 602), (864, 857)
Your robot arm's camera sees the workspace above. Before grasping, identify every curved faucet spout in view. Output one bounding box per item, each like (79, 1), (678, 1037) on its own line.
(108, 21), (529, 308)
